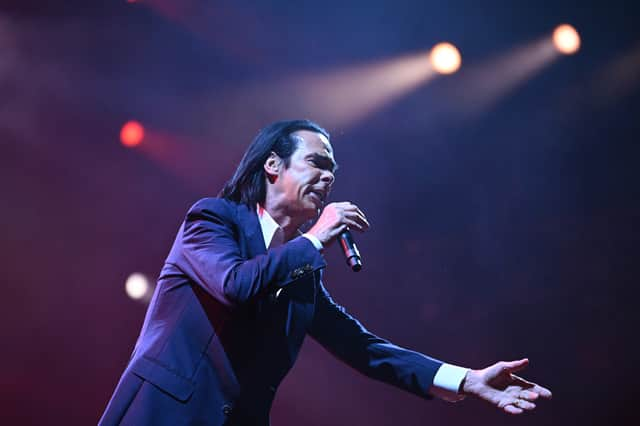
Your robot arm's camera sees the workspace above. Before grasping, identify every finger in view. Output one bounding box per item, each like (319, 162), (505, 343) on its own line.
(344, 211), (370, 230)
(357, 213), (370, 228)
(339, 201), (358, 210)
(344, 218), (367, 232)
(532, 384), (553, 399)
(504, 405), (523, 415)
(502, 358), (529, 374)
(353, 213), (370, 230)
(343, 207), (370, 228)
(340, 202), (368, 219)
(333, 223), (349, 237)
(510, 374), (536, 388)
(511, 375), (552, 399)
(519, 390), (539, 401)
(353, 206), (368, 224)
(514, 399), (536, 411)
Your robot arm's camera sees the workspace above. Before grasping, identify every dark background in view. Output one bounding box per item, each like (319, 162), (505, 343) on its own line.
(1, 1), (638, 425)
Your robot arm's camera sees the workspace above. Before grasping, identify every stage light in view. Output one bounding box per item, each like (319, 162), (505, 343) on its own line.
(125, 273), (150, 300)
(429, 42), (462, 75)
(553, 24), (580, 55)
(120, 120), (145, 147)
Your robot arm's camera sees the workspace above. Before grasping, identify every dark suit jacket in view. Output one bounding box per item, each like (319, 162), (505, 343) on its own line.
(99, 198), (443, 425)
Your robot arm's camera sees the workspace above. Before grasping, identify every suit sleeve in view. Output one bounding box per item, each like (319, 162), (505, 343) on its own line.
(308, 281), (443, 399)
(179, 198), (326, 307)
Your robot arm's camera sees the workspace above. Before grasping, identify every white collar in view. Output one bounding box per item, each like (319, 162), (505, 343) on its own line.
(256, 204), (284, 249)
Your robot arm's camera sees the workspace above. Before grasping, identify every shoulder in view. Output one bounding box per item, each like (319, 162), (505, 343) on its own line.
(184, 198), (260, 233)
(187, 197), (235, 214)
(184, 197), (244, 224)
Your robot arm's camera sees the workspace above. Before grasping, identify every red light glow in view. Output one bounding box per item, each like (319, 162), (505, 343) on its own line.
(120, 121), (145, 147)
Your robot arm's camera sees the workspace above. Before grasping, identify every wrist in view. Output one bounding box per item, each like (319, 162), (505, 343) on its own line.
(306, 227), (329, 246)
(461, 369), (479, 396)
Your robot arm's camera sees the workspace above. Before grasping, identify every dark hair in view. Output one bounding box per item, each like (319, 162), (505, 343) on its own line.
(219, 119), (329, 208)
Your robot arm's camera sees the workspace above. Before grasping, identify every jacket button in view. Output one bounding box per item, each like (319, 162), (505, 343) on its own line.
(222, 404), (233, 416)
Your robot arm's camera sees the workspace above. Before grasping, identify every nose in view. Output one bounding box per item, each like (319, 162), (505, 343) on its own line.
(321, 170), (335, 186)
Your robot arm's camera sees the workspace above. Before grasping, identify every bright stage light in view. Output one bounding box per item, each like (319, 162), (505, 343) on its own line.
(553, 24), (580, 55)
(429, 42), (462, 75)
(120, 120), (145, 147)
(125, 273), (150, 300)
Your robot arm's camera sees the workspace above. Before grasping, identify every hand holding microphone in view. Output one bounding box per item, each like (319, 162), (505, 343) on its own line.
(307, 202), (369, 271)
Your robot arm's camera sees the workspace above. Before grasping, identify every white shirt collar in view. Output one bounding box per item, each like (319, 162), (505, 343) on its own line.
(257, 204), (284, 249)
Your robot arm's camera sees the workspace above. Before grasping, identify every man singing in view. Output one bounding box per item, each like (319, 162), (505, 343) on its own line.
(100, 119), (551, 425)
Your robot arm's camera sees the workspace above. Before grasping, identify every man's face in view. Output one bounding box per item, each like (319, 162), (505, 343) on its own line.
(270, 130), (337, 221)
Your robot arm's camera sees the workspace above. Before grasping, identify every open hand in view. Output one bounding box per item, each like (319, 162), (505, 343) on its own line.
(462, 359), (552, 414)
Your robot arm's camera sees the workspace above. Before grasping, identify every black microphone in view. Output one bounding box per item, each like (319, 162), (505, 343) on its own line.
(339, 230), (362, 272)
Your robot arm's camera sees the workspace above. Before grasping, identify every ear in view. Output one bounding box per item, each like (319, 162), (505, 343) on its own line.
(264, 152), (282, 183)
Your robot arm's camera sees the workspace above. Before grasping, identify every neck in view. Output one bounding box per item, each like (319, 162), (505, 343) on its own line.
(262, 195), (305, 241)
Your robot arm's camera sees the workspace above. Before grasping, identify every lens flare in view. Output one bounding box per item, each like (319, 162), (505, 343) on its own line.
(429, 42), (462, 75)
(120, 120), (145, 147)
(553, 24), (580, 55)
(125, 273), (150, 300)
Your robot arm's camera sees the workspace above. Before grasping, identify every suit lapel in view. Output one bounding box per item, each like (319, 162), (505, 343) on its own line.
(235, 203), (267, 259)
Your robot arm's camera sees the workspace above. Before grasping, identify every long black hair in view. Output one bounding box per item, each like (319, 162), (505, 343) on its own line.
(219, 119), (329, 208)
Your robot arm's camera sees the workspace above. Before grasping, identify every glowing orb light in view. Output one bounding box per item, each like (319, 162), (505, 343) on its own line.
(120, 120), (145, 147)
(125, 273), (150, 300)
(429, 42), (462, 75)
(553, 24), (581, 55)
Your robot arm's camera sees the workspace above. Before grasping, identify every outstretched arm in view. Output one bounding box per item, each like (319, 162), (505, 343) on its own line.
(308, 281), (444, 399)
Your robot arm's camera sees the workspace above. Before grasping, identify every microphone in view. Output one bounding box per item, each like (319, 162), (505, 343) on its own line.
(339, 230), (362, 272)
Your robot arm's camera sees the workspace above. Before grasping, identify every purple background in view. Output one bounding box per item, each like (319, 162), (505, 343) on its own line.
(1, 1), (638, 425)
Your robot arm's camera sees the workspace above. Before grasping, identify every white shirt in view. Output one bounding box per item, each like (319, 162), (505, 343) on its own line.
(257, 205), (467, 401)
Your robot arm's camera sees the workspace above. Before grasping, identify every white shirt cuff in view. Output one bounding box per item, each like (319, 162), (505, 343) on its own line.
(431, 363), (469, 402)
(302, 233), (323, 251)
